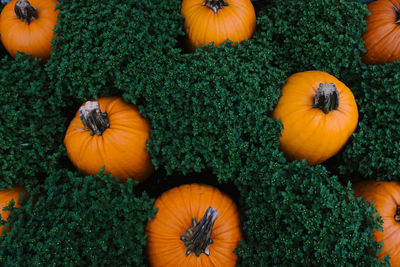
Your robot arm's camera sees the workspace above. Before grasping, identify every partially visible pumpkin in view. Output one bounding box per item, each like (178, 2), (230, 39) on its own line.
(0, 0), (59, 60)
(271, 70), (358, 165)
(181, 0), (256, 51)
(0, 186), (27, 235)
(352, 180), (400, 266)
(64, 96), (153, 182)
(362, 0), (400, 64)
(146, 184), (242, 267)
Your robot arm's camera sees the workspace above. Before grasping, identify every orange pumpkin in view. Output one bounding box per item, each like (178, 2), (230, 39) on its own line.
(362, 0), (400, 64)
(146, 184), (242, 267)
(181, 0), (256, 51)
(0, 186), (27, 235)
(0, 0), (59, 60)
(352, 181), (400, 266)
(64, 96), (153, 182)
(271, 71), (358, 165)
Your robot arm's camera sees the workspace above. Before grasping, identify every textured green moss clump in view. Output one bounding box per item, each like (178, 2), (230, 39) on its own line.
(0, 170), (155, 266)
(0, 55), (66, 188)
(0, 0), (394, 265)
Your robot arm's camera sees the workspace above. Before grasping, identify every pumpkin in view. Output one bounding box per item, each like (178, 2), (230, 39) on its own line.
(352, 180), (400, 266)
(0, 0), (59, 60)
(362, 0), (400, 64)
(181, 0), (256, 52)
(64, 96), (153, 182)
(271, 70), (358, 165)
(146, 184), (242, 267)
(0, 186), (27, 235)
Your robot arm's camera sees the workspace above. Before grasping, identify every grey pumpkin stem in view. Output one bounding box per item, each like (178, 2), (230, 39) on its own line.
(312, 82), (339, 114)
(202, 0), (228, 13)
(14, 0), (38, 25)
(79, 101), (110, 136)
(180, 206), (219, 257)
(393, 5), (400, 25)
(395, 206), (400, 222)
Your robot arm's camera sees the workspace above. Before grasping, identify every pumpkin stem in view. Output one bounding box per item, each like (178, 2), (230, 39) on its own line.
(79, 101), (110, 136)
(14, 0), (38, 25)
(395, 206), (400, 222)
(202, 0), (229, 13)
(180, 206), (219, 257)
(312, 82), (340, 114)
(393, 5), (400, 25)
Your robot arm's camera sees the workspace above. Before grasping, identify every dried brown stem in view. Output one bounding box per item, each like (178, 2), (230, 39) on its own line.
(180, 206), (219, 257)
(79, 101), (110, 136)
(395, 205), (400, 222)
(393, 5), (400, 25)
(312, 82), (340, 114)
(15, 0), (38, 25)
(202, 0), (229, 13)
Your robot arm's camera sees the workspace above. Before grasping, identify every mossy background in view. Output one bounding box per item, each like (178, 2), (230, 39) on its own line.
(0, 0), (398, 265)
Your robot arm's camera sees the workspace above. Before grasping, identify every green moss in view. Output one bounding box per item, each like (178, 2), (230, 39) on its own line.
(0, 55), (66, 188)
(0, 170), (155, 266)
(235, 161), (384, 266)
(338, 63), (400, 181)
(0, 0), (392, 265)
(45, 0), (184, 101)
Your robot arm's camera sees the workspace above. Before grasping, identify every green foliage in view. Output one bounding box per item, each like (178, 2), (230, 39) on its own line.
(0, 0), (393, 265)
(0, 169), (155, 266)
(235, 161), (384, 266)
(0, 55), (66, 188)
(45, 0), (184, 102)
(122, 41), (286, 177)
(338, 63), (400, 181)
(256, 0), (368, 79)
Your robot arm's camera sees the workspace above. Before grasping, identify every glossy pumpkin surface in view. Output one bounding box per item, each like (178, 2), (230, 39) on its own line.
(64, 96), (153, 182)
(0, 186), (27, 235)
(181, 0), (256, 51)
(362, 0), (400, 64)
(0, 0), (59, 60)
(352, 181), (400, 266)
(271, 70), (358, 165)
(146, 183), (242, 267)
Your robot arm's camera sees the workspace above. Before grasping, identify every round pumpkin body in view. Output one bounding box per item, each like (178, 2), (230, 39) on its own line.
(271, 71), (358, 165)
(181, 0), (256, 51)
(352, 181), (400, 266)
(0, 0), (59, 60)
(0, 186), (27, 235)
(146, 184), (242, 267)
(64, 96), (153, 182)
(362, 0), (400, 64)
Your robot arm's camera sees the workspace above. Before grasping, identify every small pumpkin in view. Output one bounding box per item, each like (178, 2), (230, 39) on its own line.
(352, 180), (400, 266)
(0, 186), (27, 235)
(362, 0), (400, 64)
(181, 0), (256, 51)
(64, 96), (153, 182)
(0, 0), (59, 60)
(146, 184), (242, 267)
(271, 70), (358, 165)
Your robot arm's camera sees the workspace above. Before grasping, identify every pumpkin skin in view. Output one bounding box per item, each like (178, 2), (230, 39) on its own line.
(0, 0), (59, 60)
(181, 0), (256, 51)
(271, 71), (358, 165)
(0, 186), (27, 235)
(362, 0), (400, 65)
(352, 181), (400, 266)
(64, 96), (153, 182)
(146, 184), (242, 267)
